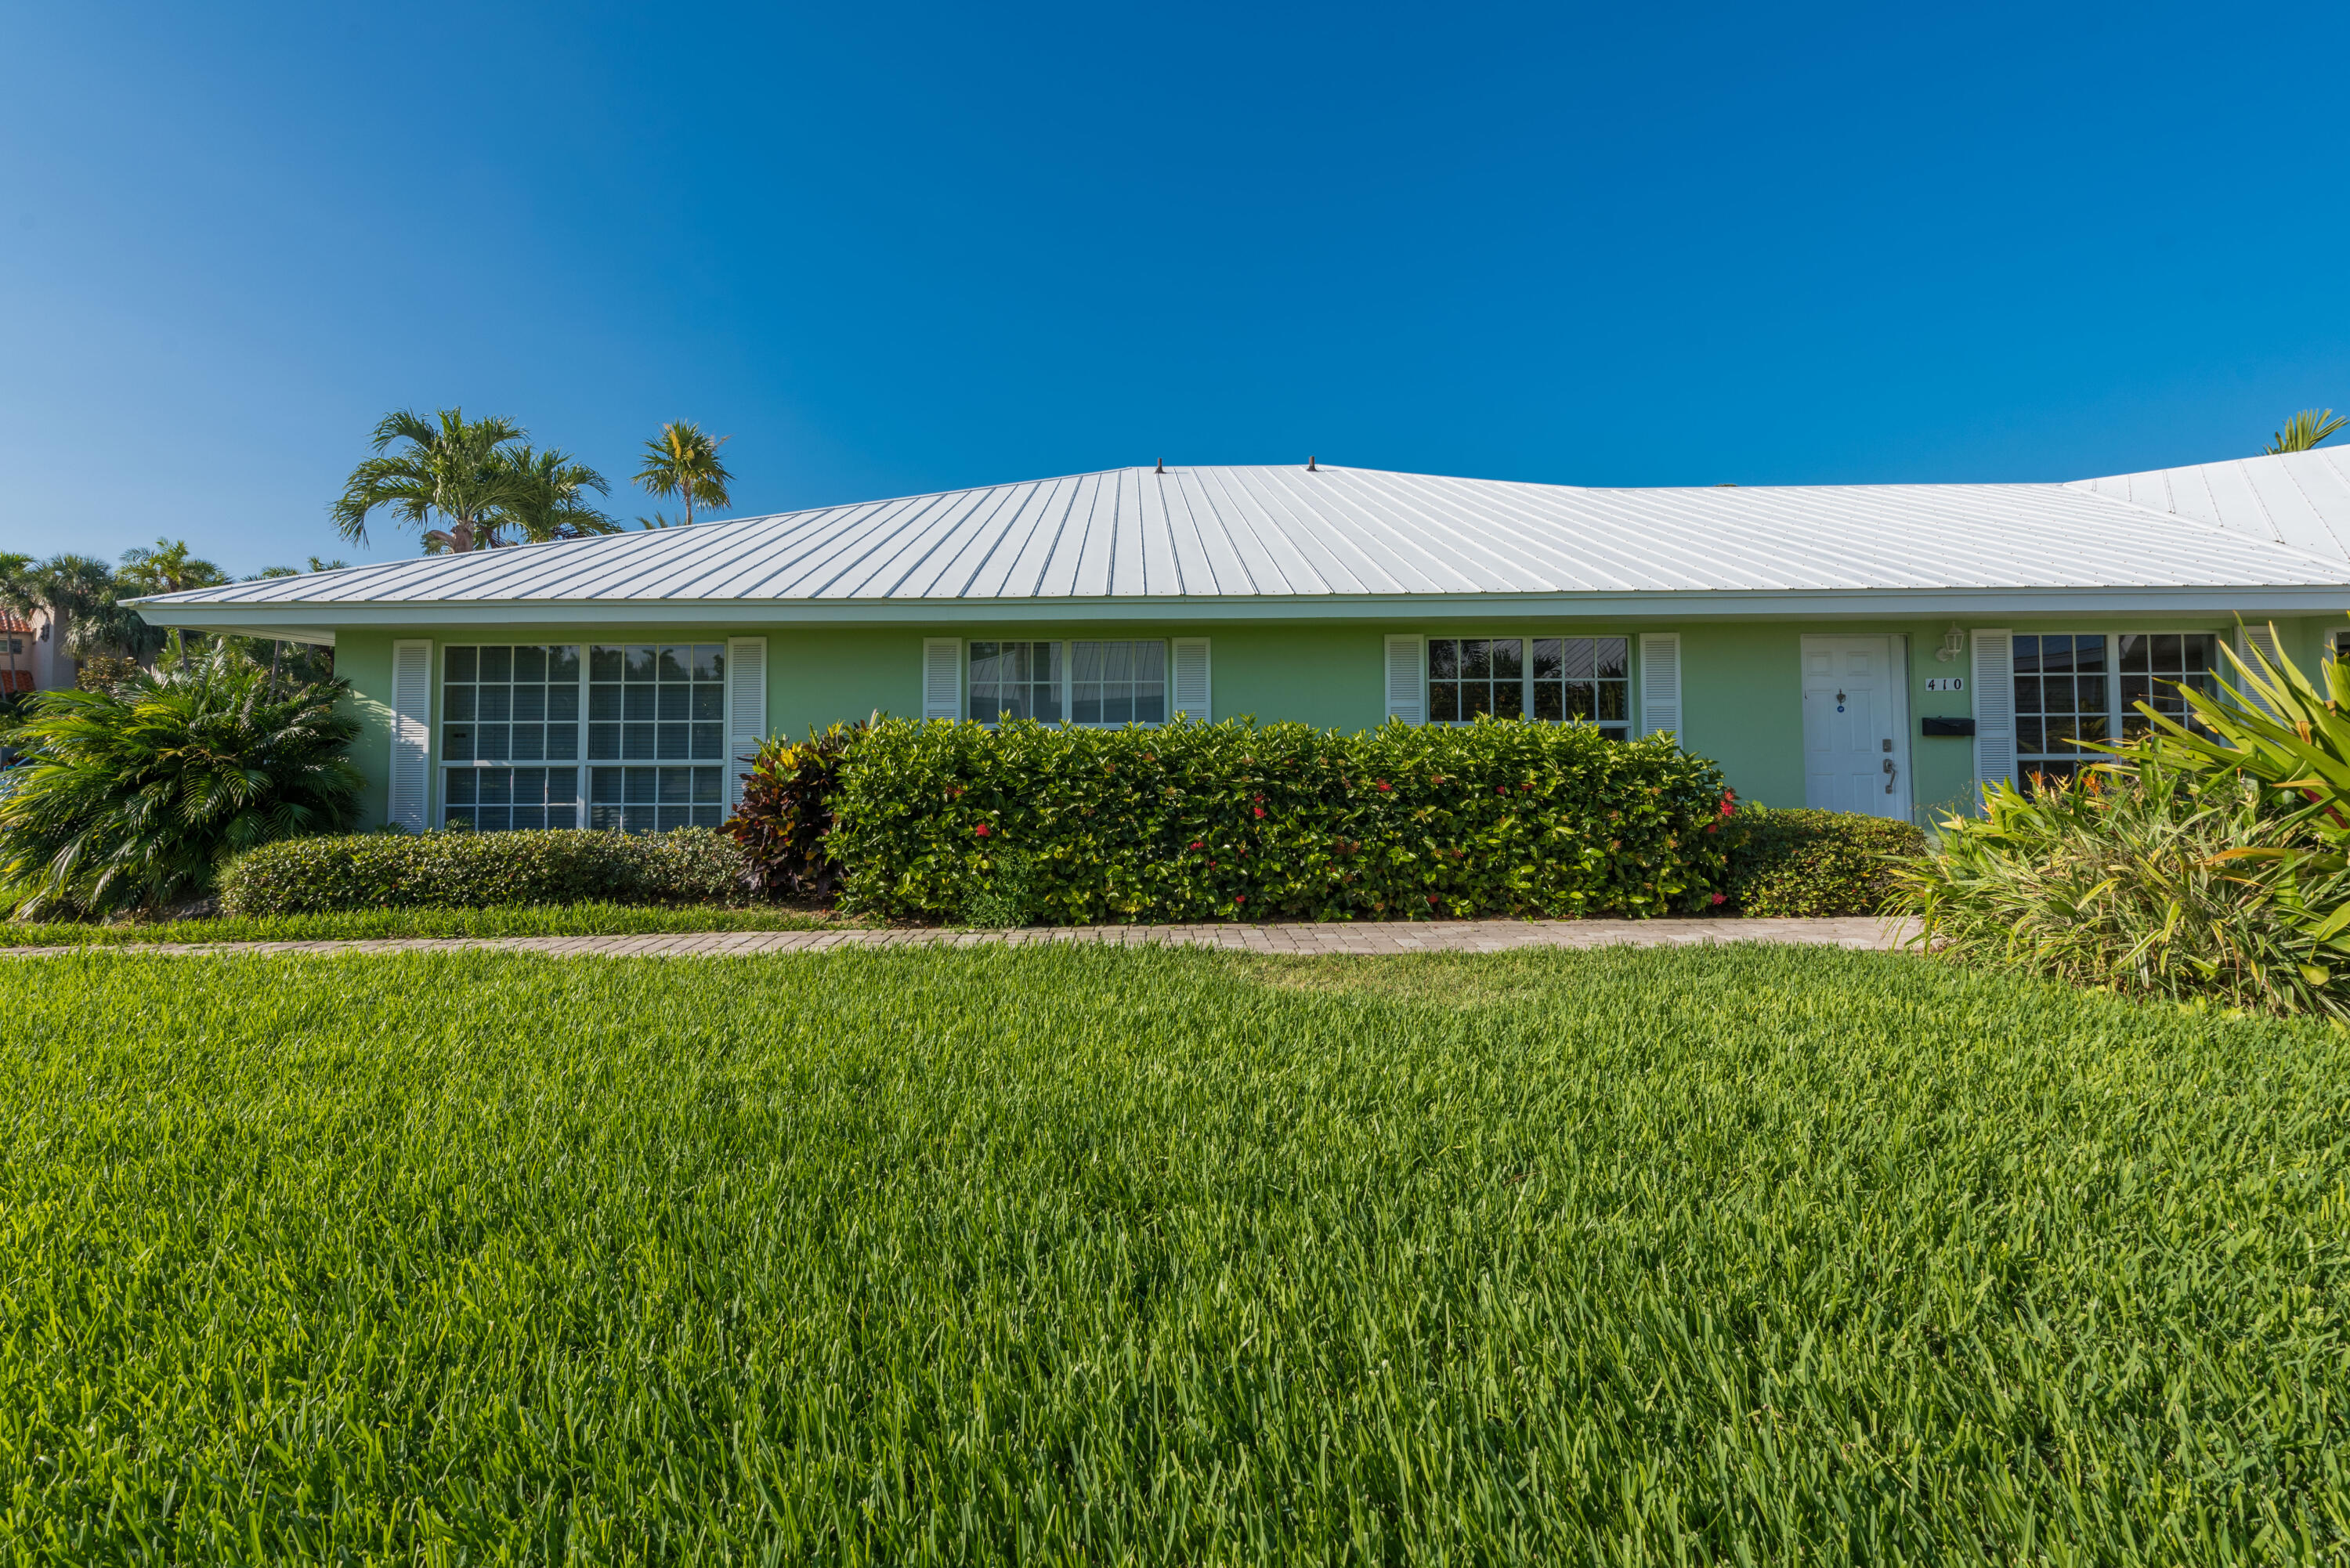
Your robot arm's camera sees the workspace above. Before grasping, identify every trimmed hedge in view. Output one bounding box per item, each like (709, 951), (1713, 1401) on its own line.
(219, 828), (752, 916)
(826, 716), (1736, 923)
(1722, 807), (1925, 916)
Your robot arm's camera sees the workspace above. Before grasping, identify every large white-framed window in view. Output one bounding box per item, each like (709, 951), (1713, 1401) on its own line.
(2012, 631), (2214, 781)
(440, 642), (732, 832)
(965, 638), (1167, 725)
(1426, 634), (1630, 739)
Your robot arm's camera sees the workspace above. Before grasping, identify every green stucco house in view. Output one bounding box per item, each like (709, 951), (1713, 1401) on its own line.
(135, 450), (2350, 833)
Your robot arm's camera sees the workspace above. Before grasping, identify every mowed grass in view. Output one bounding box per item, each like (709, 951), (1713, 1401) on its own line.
(5, 945), (2348, 1563)
(0, 900), (836, 947)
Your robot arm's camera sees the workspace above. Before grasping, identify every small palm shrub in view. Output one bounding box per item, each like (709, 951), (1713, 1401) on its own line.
(724, 722), (863, 902)
(1893, 758), (2350, 1017)
(1722, 807), (1925, 916)
(0, 648), (363, 919)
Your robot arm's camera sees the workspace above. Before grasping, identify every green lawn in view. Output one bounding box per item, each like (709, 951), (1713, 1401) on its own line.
(0, 900), (836, 946)
(6, 945), (2346, 1563)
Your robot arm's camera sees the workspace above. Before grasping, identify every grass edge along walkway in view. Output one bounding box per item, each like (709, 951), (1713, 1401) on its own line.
(0, 914), (1915, 958)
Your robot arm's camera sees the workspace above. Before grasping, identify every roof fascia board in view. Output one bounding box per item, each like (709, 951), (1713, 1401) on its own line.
(132, 587), (2350, 634)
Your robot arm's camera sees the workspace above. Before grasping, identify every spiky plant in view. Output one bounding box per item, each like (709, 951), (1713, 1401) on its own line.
(2265, 408), (2346, 454)
(0, 645), (363, 918)
(633, 421), (733, 527)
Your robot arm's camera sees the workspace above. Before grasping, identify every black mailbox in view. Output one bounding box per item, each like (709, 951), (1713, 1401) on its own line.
(1922, 716), (1976, 737)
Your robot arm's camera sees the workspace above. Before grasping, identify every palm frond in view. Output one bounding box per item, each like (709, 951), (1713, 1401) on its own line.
(2265, 408), (2346, 454)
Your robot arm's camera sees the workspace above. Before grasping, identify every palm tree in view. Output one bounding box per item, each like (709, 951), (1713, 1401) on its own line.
(333, 408), (530, 554)
(2266, 409), (2346, 455)
(2, 555), (151, 669)
(118, 539), (230, 597)
(495, 446), (620, 544)
(118, 540), (231, 667)
(633, 421), (733, 528)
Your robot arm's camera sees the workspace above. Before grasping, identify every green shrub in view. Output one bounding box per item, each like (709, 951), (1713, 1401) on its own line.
(1891, 758), (2350, 1018)
(823, 715), (1735, 923)
(218, 827), (751, 916)
(1722, 806), (1925, 916)
(724, 722), (863, 901)
(0, 646), (363, 918)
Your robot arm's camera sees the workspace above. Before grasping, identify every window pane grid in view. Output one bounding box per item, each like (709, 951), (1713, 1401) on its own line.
(1426, 636), (1629, 735)
(1427, 638), (1524, 723)
(1070, 641), (1166, 725)
(969, 641), (1063, 723)
(443, 642), (729, 833)
(442, 645), (584, 829)
(2016, 632), (2214, 783)
(588, 644), (725, 764)
(1529, 636), (1630, 739)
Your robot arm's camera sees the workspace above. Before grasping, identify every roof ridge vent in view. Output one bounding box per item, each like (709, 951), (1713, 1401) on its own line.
(1307, 454), (1317, 472)
(1156, 457), (1164, 474)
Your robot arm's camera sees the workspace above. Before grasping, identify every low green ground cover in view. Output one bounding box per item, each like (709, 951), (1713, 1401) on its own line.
(0, 901), (832, 947)
(5, 945), (2345, 1562)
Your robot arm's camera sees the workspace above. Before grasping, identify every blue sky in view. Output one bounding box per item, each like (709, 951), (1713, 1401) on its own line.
(4, 1), (2345, 575)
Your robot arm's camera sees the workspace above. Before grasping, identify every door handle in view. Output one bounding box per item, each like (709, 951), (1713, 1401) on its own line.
(1883, 755), (1896, 793)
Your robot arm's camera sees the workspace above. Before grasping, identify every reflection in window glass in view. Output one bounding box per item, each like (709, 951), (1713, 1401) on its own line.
(1426, 638), (1524, 723)
(1529, 637), (1630, 739)
(969, 641), (1062, 722)
(440, 645), (582, 829)
(1070, 641), (1166, 724)
(2116, 633), (2215, 741)
(2014, 632), (2213, 786)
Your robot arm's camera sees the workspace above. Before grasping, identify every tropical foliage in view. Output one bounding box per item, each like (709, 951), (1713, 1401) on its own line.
(0, 645), (363, 917)
(0, 551), (155, 664)
(821, 714), (1736, 923)
(332, 408), (620, 554)
(1898, 624), (2350, 1015)
(1895, 757), (2350, 1017)
(2265, 406), (2345, 454)
(726, 722), (864, 901)
(633, 420), (732, 527)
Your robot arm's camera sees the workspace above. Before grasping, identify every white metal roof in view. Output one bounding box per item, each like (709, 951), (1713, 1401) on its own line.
(2068, 446), (2350, 563)
(134, 462), (2350, 630)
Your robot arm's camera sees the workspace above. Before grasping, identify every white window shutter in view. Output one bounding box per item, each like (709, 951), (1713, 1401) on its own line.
(726, 637), (768, 809)
(2236, 623), (2282, 717)
(387, 639), (432, 832)
(1639, 633), (1682, 739)
(1383, 634), (1424, 724)
(923, 638), (962, 721)
(1970, 629), (2015, 794)
(1171, 638), (1210, 721)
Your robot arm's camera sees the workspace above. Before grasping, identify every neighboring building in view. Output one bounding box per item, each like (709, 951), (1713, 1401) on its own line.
(0, 609), (74, 695)
(132, 450), (2350, 833)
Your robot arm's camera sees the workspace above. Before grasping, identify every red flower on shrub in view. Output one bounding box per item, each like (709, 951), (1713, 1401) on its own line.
(1376, 780), (1391, 792)
(974, 823), (992, 837)
(1426, 894), (1438, 905)
(1235, 894), (1247, 905)
(1710, 892), (1727, 905)
(1253, 806), (1265, 818)
(1189, 840), (1203, 850)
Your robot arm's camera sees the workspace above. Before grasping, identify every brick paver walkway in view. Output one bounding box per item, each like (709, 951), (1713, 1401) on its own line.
(5, 916), (1917, 960)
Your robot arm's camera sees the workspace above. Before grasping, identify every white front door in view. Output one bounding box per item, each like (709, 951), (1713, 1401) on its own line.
(1801, 635), (1909, 817)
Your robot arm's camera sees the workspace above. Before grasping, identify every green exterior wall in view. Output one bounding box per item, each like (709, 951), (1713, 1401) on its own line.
(333, 612), (2350, 829)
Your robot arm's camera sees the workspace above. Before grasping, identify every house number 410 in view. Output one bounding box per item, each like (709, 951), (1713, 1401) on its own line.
(1923, 677), (1965, 692)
